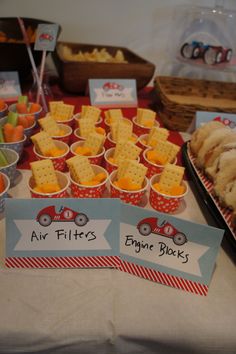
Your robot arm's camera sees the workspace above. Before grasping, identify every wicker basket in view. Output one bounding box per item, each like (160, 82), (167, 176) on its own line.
(153, 76), (236, 131)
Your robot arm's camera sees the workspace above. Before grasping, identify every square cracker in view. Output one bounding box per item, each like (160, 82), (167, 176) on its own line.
(78, 118), (96, 138)
(66, 155), (95, 183)
(49, 101), (63, 116)
(38, 116), (60, 136)
(116, 120), (133, 142)
(159, 164), (185, 192)
(108, 109), (123, 121)
(31, 131), (56, 156)
(137, 108), (156, 125)
(104, 109), (123, 124)
(30, 159), (58, 187)
(147, 127), (169, 147)
(81, 105), (101, 122)
(113, 141), (141, 163)
(53, 102), (74, 121)
(155, 140), (180, 163)
(118, 159), (147, 185)
(84, 132), (105, 155)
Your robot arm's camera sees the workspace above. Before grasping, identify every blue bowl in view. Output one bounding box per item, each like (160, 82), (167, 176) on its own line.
(0, 172), (10, 214)
(0, 148), (19, 186)
(8, 102), (42, 121)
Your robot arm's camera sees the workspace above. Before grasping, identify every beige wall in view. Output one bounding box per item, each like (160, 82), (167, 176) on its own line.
(1, 0), (236, 81)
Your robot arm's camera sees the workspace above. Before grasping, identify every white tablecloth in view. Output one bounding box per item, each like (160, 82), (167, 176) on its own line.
(0, 169), (235, 354)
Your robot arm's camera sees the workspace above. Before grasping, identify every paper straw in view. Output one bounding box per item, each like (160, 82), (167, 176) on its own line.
(36, 50), (47, 103)
(17, 17), (48, 112)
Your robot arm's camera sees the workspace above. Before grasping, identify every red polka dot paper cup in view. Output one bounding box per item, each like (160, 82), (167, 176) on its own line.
(137, 133), (149, 151)
(109, 170), (149, 206)
(142, 148), (177, 179)
(104, 148), (117, 174)
(132, 116), (159, 136)
(70, 141), (105, 165)
(28, 171), (70, 198)
(105, 132), (116, 149)
(149, 174), (188, 213)
(74, 113), (102, 127)
(73, 127), (86, 142)
(70, 165), (108, 198)
(51, 123), (73, 145)
(55, 115), (74, 128)
(33, 140), (70, 172)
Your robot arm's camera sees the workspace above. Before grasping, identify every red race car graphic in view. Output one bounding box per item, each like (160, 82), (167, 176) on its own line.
(36, 206), (89, 227)
(137, 217), (187, 246)
(39, 33), (54, 41)
(103, 82), (124, 91)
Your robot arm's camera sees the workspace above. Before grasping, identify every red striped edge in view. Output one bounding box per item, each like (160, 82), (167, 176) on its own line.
(119, 260), (208, 296)
(5, 256), (121, 269)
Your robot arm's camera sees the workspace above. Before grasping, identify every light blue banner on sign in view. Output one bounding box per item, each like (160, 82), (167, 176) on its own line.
(5, 198), (120, 258)
(120, 203), (224, 286)
(89, 79), (138, 108)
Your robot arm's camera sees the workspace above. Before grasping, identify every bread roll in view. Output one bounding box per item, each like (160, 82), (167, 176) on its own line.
(213, 149), (236, 199)
(195, 127), (232, 169)
(190, 121), (224, 155)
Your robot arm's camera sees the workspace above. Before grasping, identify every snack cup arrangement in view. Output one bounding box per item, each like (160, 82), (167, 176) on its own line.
(0, 172), (10, 213)
(0, 134), (26, 158)
(132, 116), (160, 136)
(109, 170), (148, 206)
(149, 174), (188, 213)
(74, 112), (102, 127)
(70, 164), (109, 198)
(142, 148), (177, 179)
(0, 148), (19, 186)
(8, 102), (42, 121)
(28, 171), (70, 199)
(51, 123), (73, 144)
(0, 99), (8, 118)
(70, 141), (105, 165)
(33, 140), (70, 172)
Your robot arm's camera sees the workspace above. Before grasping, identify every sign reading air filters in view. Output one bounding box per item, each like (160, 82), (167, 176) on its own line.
(5, 198), (120, 269)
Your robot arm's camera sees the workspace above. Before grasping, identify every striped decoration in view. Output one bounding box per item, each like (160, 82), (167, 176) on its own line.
(188, 147), (235, 240)
(120, 260), (208, 296)
(5, 256), (121, 269)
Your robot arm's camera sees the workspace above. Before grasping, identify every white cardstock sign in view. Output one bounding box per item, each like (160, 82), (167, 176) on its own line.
(5, 198), (121, 269)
